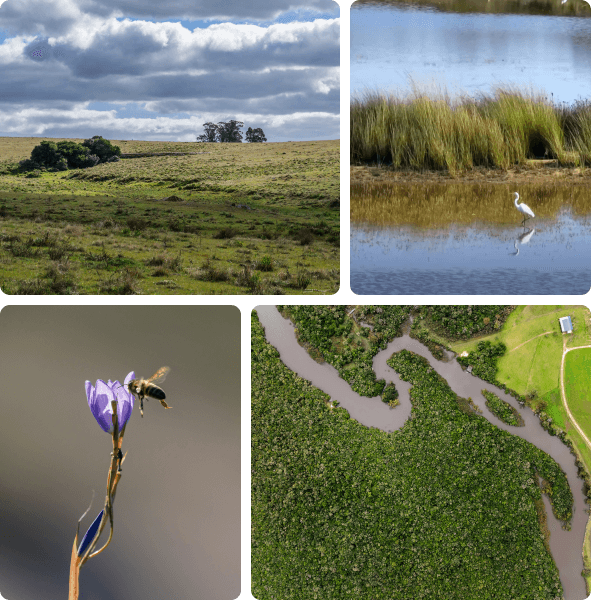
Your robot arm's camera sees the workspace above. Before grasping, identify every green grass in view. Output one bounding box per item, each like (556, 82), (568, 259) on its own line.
(351, 85), (591, 173)
(565, 348), (591, 437)
(0, 138), (339, 294)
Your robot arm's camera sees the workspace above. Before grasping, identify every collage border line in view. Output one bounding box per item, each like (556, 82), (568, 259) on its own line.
(0, 1), (590, 598)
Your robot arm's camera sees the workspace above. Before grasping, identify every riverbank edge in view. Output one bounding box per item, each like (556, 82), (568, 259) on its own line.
(351, 164), (591, 187)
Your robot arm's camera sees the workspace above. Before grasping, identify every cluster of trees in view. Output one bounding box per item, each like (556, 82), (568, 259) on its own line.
(422, 306), (514, 340)
(196, 120), (267, 143)
(482, 389), (525, 427)
(19, 136), (121, 172)
(457, 340), (508, 383)
(252, 311), (573, 600)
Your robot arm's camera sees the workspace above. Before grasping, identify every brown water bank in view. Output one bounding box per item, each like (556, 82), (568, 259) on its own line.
(351, 164), (591, 186)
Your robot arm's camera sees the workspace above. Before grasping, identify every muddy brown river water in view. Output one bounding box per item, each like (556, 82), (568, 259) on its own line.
(256, 305), (588, 600)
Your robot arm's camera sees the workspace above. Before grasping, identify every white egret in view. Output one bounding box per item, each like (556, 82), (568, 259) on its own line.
(562, 0), (591, 7)
(513, 192), (535, 226)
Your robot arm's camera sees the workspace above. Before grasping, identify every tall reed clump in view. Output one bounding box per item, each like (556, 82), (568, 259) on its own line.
(479, 86), (566, 164)
(560, 99), (591, 166)
(351, 85), (571, 173)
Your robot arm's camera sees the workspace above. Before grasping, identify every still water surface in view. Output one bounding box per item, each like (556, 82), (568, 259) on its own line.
(351, 2), (591, 103)
(351, 212), (591, 294)
(256, 305), (587, 600)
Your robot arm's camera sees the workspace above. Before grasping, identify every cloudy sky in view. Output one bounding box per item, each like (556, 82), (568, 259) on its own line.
(0, 0), (339, 142)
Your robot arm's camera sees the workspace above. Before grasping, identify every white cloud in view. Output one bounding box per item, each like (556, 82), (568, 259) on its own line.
(0, 1), (339, 140)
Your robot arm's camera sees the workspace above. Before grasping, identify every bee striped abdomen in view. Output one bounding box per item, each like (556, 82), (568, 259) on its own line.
(146, 385), (166, 400)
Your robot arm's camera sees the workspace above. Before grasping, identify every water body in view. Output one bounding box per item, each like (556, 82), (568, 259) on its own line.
(351, 212), (591, 294)
(351, 2), (591, 104)
(256, 305), (588, 600)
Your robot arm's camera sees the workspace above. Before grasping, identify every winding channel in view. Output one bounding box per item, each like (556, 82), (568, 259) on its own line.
(256, 305), (588, 600)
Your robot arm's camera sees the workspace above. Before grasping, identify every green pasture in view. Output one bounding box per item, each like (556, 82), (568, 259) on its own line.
(0, 138), (339, 294)
(565, 348), (591, 437)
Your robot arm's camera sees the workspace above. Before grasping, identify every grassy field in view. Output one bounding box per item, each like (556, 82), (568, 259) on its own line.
(351, 86), (591, 174)
(0, 137), (339, 294)
(565, 348), (591, 440)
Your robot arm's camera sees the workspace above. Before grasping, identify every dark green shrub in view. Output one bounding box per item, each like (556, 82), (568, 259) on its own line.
(214, 227), (237, 239)
(382, 382), (399, 407)
(84, 154), (101, 168)
(56, 141), (90, 168)
(30, 140), (61, 168)
(82, 136), (121, 162)
(19, 158), (41, 171)
(126, 217), (148, 231)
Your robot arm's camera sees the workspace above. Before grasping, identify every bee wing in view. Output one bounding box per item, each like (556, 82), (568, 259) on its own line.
(148, 366), (170, 385)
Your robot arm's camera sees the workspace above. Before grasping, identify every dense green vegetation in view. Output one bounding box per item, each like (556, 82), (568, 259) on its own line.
(252, 312), (573, 600)
(458, 340), (509, 385)
(278, 305), (411, 398)
(420, 306), (514, 340)
(482, 390), (525, 427)
(351, 87), (591, 173)
(381, 382), (399, 407)
(19, 136), (121, 173)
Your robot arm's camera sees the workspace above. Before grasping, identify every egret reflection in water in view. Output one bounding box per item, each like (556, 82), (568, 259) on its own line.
(511, 227), (536, 256)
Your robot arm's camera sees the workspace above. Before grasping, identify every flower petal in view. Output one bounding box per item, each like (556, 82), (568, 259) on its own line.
(86, 374), (135, 433)
(77, 510), (104, 557)
(85, 380), (95, 405)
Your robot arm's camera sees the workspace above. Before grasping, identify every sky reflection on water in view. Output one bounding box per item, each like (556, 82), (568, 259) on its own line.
(351, 3), (591, 103)
(351, 210), (591, 294)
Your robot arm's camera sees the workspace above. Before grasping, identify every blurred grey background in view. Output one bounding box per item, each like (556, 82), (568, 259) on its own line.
(0, 305), (240, 600)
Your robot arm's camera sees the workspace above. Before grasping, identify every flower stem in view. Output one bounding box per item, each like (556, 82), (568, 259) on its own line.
(69, 401), (127, 598)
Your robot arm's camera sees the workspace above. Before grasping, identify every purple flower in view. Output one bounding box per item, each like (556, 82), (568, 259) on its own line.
(85, 372), (135, 433)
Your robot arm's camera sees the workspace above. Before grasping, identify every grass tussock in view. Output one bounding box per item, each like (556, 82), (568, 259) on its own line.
(351, 84), (591, 173)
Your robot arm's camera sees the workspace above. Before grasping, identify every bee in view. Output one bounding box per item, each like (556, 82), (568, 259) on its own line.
(126, 366), (172, 417)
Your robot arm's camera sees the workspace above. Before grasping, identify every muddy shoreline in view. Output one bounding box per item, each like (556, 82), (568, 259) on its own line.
(351, 164), (591, 186)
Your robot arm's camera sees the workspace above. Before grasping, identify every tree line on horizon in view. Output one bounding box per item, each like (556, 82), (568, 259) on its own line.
(196, 120), (267, 143)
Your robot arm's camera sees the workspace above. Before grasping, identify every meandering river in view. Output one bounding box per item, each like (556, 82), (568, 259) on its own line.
(256, 305), (588, 600)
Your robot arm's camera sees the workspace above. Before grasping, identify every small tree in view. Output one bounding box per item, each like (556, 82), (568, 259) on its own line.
(217, 120), (244, 143)
(245, 127), (267, 143)
(82, 136), (121, 163)
(196, 122), (219, 143)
